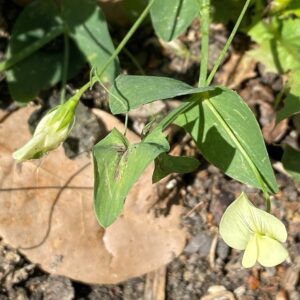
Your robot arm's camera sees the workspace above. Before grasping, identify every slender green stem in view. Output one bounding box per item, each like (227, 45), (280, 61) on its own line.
(157, 95), (200, 130)
(97, 0), (156, 78)
(65, 0), (156, 108)
(273, 86), (287, 110)
(0, 26), (64, 72)
(69, 81), (92, 106)
(60, 32), (70, 104)
(206, 0), (251, 85)
(264, 193), (271, 213)
(198, 0), (210, 87)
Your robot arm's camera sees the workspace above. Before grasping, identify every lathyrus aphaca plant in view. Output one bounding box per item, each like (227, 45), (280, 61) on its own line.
(5, 0), (289, 268)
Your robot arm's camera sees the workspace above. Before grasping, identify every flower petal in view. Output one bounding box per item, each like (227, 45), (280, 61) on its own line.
(12, 133), (45, 162)
(220, 193), (287, 251)
(34, 109), (58, 136)
(257, 235), (288, 267)
(250, 205), (287, 243)
(242, 234), (258, 268)
(219, 193), (254, 250)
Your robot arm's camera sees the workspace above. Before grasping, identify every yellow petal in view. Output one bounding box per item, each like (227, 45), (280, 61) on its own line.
(220, 193), (255, 250)
(219, 193), (287, 252)
(257, 235), (288, 267)
(250, 205), (287, 243)
(242, 234), (258, 268)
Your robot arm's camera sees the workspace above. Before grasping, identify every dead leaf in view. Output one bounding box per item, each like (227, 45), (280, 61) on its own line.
(263, 118), (289, 144)
(0, 107), (186, 284)
(240, 79), (289, 143)
(216, 52), (256, 89)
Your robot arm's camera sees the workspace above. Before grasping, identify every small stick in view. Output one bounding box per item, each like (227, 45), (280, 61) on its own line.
(144, 266), (167, 300)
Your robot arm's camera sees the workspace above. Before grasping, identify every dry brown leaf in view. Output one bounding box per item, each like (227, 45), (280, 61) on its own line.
(239, 79), (289, 143)
(0, 107), (186, 284)
(263, 119), (289, 144)
(216, 52), (256, 89)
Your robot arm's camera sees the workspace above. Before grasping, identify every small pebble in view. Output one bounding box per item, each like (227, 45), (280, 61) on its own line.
(184, 232), (212, 256)
(234, 285), (246, 297)
(217, 239), (230, 260)
(207, 285), (227, 294)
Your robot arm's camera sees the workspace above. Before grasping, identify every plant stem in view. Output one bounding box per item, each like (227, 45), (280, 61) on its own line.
(157, 95), (200, 130)
(264, 192), (271, 213)
(69, 81), (92, 106)
(96, 0), (156, 79)
(198, 0), (210, 87)
(206, 0), (251, 85)
(0, 26), (64, 72)
(60, 32), (69, 104)
(64, 0), (156, 107)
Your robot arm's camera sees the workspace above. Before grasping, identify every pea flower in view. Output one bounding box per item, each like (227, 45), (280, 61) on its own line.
(219, 192), (288, 268)
(13, 98), (77, 162)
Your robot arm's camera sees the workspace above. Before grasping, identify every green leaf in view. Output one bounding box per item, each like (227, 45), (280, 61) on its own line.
(153, 153), (200, 183)
(175, 87), (278, 194)
(93, 128), (169, 228)
(277, 94), (300, 122)
(211, 0), (245, 24)
(63, 0), (119, 84)
(150, 0), (198, 41)
(122, 0), (149, 22)
(248, 18), (300, 74)
(271, 0), (300, 17)
(5, 0), (85, 103)
(5, 0), (117, 103)
(282, 145), (300, 182)
(277, 70), (300, 122)
(109, 75), (214, 114)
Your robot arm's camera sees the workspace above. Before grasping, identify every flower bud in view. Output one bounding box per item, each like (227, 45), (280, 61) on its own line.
(13, 98), (77, 162)
(271, 0), (291, 13)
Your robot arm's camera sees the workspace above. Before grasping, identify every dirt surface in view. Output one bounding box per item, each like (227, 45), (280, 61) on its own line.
(0, 166), (299, 299)
(0, 1), (300, 299)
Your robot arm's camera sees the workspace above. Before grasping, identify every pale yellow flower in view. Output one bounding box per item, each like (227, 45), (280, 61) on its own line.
(219, 192), (288, 268)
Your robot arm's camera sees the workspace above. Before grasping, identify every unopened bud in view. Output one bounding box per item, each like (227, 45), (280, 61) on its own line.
(13, 98), (78, 162)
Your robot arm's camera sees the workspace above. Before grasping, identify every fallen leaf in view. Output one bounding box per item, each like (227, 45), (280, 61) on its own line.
(216, 52), (256, 89)
(240, 79), (289, 143)
(263, 119), (289, 144)
(0, 107), (186, 284)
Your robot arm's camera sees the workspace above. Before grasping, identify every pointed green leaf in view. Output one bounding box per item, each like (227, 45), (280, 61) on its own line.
(153, 153), (200, 183)
(5, 0), (85, 103)
(277, 94), (300, 122)
(93, 128), (169, 228)
(5, 0), (117, 103)
(175, 87), (278, 193)
(150, 0), (198, 41)
(63, 0), (119, 84)
(277, 70), (300, 122)
(282, 145), (300, 182)
(109, 75), (215, 114)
